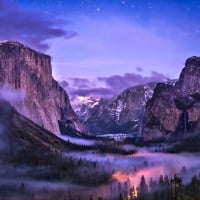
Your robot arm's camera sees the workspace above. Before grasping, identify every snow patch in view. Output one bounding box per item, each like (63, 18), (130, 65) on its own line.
(71, 96), (100, 122)
(110, 99), (126, 122)
(143, 86), (154, 105)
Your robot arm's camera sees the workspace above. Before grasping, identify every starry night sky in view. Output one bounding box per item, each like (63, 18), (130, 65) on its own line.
(1, 0), (200, 98)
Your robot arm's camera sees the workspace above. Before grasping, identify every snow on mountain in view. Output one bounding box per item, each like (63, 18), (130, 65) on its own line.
(110, 99), (127, 122)
(80, 83), (158, 134)
(143, 85), (155, 105)
(59, 77), (177, 134)
(71, 96), (101, 122)
(72, 96), (100, 110)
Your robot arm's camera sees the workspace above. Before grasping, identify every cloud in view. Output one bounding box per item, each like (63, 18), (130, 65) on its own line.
(136, 67), (143, 72)
(98, 71), (170, 94)
(0, 0), (77, 51)
(69, 78), (91, 89)
(0, 85), (25, 103)
(70, 87), (112, 97)
(60, 71), (169, 100)
(60, 77), (112, 99)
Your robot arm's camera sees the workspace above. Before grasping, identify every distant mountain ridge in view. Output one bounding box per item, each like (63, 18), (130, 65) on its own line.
(63, 77), (179, 135)
(59, 56), (200, 141)
(70, 83), (157, 134)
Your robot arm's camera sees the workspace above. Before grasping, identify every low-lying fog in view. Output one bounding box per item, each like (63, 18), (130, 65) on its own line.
(60, 135), (96, 146)
(1, 134), (200, 200)
(66, 148), (200, 186)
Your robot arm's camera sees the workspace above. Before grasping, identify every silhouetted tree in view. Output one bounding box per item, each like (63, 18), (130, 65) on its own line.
(164, 175), (169, 186)
(159, 175), (164, 187)
(149, 178), (154, 191)
(119, 193), (123, 200)
(139, 175), (148, 199)
(181, 166), (187, 174)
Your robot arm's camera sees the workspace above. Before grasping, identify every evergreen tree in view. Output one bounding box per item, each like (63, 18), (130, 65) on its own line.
(139, 175), (148, 199)
(119, 193), (123, 200)
(159, 175), (164, 187)
(164, 175), (169, 186)
(149, 177), (154, 192)
(180, 166), (186, 174)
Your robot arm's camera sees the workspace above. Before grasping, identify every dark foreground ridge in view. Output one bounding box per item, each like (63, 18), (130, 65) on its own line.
(0, 98), (67, 164)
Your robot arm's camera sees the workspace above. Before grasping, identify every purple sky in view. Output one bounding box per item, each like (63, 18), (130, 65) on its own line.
(1, 0), (200, 99)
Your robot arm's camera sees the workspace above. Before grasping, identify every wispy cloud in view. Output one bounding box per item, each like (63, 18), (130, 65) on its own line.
(0, 0), (77, 51)
(60, 71), (169, 99)
(98, 71), (169, 93)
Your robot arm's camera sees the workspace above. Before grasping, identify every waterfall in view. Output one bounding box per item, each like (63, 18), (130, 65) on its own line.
(183, 110), (188, 135)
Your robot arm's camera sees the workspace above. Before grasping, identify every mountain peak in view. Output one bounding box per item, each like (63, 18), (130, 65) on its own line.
(186, 56), (200, 66)
(0, 40), (26, 46)
(176, 56), (200, 94)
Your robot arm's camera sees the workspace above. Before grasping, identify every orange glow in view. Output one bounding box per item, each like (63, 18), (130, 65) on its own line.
(112, 171), (129, 182)
(112, 165), (166, 189)
(134, 188), (138, 198)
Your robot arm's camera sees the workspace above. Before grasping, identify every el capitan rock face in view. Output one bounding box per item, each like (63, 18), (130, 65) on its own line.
(0, 41), (87, 136)
(143, 56), (200, 140)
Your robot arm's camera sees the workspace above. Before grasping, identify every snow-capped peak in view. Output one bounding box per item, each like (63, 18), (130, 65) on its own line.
(72, 96), (100, 109)
(71, 96), (100, 121)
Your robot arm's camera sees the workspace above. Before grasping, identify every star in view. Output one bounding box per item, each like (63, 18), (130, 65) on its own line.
(122, 1), (126, 5)
(80, 1), (84, 7)
(148, 2), (153, 9)
(131, 4), (135, 8)
(136, 15), (140, 20)
(96, 7), (101, 12)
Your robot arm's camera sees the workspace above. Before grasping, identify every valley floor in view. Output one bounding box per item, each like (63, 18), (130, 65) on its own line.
(0, 137), (200, 200)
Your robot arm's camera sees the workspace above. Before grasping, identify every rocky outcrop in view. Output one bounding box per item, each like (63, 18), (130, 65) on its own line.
(142, 83), (182, 140)
(176, 56), (200, 94)
(0, 41), (87, 136)
(78, 83), (157, 134)
(143, 56), (200, 140)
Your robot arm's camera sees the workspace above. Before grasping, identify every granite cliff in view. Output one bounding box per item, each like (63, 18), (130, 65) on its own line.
(143, 56), (200, 140)
(0, 41), (87, 136)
